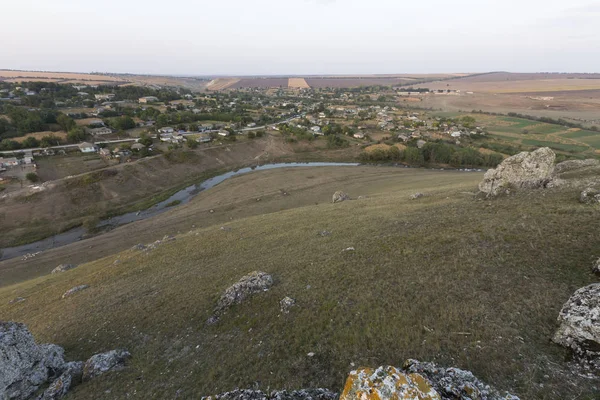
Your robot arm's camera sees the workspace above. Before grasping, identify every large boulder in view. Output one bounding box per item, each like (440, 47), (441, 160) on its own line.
(82, 349), (131, 381)
(554, 159), (599, 174)
(332, 191), (350, 203)
(340, 366), (440, 400)
(478, 147), (555, 196)
(403, 359), (520, 399)
(553, 284), (600, 370)
(0, 322), (66, 400)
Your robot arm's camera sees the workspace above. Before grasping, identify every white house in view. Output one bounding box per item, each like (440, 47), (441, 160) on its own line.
(311, 126), (321, 133)
(353, 132), (365, 139)
(159, 127), (175, 134)
(197, 134), (212, 143)
(95, 94), (115, 101)
(78, 142), (97, 153)
(217, 130), (229, 137)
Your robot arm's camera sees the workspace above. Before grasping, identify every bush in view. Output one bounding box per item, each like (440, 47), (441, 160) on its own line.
(26, 172), (39, 183)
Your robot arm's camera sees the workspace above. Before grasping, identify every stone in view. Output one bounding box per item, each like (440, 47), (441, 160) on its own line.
(61, 285), (89, 299)
(131, 243), (146, 251)
(410, 193), (424, 200)
(553, 283), (600, 371)
(340, 366), (441, 400)
(210, 271), (274, 321)
(579, 187), (600, 205)
(0, 322), (66, 400)
(39, 361), (84, 400)
(280, 297), (296, 314)
(318, 231), (331, 237)
(478, 147), (555, 197)
(554, 159), (600, 174)
(332, 191), (350, 203)
(593, 258), (600, 275)
(8, 297), (26, 304)
(51, 264), (77, 274)
(202, 389), (337, 400)
(403, 359), (520, 399)
(82, 349), (131, 381)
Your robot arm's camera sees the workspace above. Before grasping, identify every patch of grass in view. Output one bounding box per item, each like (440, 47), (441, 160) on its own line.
(521, 139), (588, 153)
(0, 170), (598, 399)
(165, 199), (182, 208)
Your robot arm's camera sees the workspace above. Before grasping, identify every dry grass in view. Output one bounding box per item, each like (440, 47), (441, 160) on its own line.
(12, 131), (67, 143)
(288, 78), (311, 89)
(0, 70), (126, 83)
(206, 78), (241, 91)
(0, 166), (598, 399)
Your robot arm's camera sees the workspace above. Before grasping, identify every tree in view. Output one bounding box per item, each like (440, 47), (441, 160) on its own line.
(67, 127), (87, 143)
(57, 113), (76, 132)
(26, 172), (39, 183)
(138, 133), (153, 147)
(186, 138), (198, 149)
(22, 136), (40, 148)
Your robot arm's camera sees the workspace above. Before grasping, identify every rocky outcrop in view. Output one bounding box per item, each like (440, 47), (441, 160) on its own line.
(207, 271), (274, 324)
(61, 285), (89, 299)
(51, 264), (77, 274)
(340, 366), (440, 400)
(554, 159), (599, 174)
(280, 297), (296, 314)
(202, 389), (338, 400)
(0, 322), (129, 400)
(403, 359), (520, 399)
(553, 284), (600, 371)
(332, 191), (350, 203)
(579, 187), (600, 204)
(0, 322), (66, 400)
(82, 349), (131, 381)
(478, 147), (555, 196)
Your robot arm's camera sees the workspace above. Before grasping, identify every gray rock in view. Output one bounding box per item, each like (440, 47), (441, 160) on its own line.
(8, 297), (26, 304)
(554, 159), (600, 174)
(410, 192), (424, 200)
(579, 187), (600, 204)
(0, 322), (66, 400)
(478, 147), (555, 197)
(39, 361), (83, 400)
(51, 264), (77, 274)
(593, 258), (600, 275)
(82, 349), (131, 381)
(280, 297), (296, 314)
(61, 285), (89, 299)
(403, 359), (520, 399)
(332, 191), (349, 203)
(553, 283), (600, 371)
(317, 231), (331, 237)
(208, 272), (273, 323)
(131, 243), (146, 251)
(202, 389), (338, 400)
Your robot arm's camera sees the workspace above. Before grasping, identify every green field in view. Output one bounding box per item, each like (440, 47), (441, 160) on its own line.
(1, 166), (598, 399)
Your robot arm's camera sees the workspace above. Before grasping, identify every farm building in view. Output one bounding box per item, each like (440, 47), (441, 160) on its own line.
(197, 134), (211, 143)
(159, 127), (175, 134)
(78, 142), (97, 153)
(88, 127), (113, 136)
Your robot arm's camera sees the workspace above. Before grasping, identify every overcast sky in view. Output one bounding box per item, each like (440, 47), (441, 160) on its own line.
(2, 0), (599, 75)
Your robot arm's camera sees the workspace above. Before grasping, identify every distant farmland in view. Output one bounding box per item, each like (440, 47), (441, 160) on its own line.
(288, 78), (310, 89)
(306, 77), (417, 88)
(0, 70), (127, 84)
(228, 78), (289, 89)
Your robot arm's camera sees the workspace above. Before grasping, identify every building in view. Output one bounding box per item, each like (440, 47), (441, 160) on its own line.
(196, 134), (211, 143)
(139, 96), (159, 103)
(88, 127), (113, 136)
(217, 130), (229, 137)
(99, 148), (111, 158)
(353, 132), (365, 139)
(95, 94), (115, 101)
(0, 157), (19, 167)
(78, 142), (97, 153)
(131, 143), (146, 151)
(158, 127), (175, 134)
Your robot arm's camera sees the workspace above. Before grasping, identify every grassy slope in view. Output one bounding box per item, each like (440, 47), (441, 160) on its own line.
(1, 167), (599, 399)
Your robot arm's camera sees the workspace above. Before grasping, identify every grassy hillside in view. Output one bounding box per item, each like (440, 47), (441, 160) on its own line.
(1, 166), (598, 399)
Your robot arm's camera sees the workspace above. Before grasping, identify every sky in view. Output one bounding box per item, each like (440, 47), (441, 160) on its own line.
(1, 0), (599, 75)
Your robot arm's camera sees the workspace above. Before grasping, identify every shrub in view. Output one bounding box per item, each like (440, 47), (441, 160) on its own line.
(25, 172), (39, 183)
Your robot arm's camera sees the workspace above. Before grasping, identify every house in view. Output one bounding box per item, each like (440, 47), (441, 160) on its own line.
(95, 94), (115, 101)
(139, 96), (159, 104)
(0, 157), (19, 167)
(450, 131), (462, 138)
(131, 143), (146, 151)
(397, 134), (409, 142)
(217, 130), (229, 137)
(197, 134), (212, 143)
(99, 148), (111, 158)
(310, 126), (321, 133)
(160, 133), (174, 142)
(353, 132), (365, 139)
(158, 127), (174, 134)
(88, 127), (113, 136)
(78, 142), (97, 153)
(247, 122), (257, 128)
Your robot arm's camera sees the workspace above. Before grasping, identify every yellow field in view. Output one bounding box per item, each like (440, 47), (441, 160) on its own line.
(0, 70), (126, 84)
(428, 78), (600, 94)
(288, 78), (310, 89)
(12, 131), (67, 143)
(206, 78), (240, 90)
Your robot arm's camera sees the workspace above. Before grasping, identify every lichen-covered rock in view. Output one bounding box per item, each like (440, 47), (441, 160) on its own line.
(214, 271), (274, 314)
(51, 264), (77, 274)
(61, 285), (89, 299)
(579, 187), (600, 204)
(280, 297), (296, 314)
(410, 193), (424, 200)
(403, 359), (520, 399)
(0, 322), (66, 400)
(82, 349), (131, 381)
(39, 361), (83, 400)
(202, 388), (338, 400)
(340, 366), (441, 400)
(554, 159), (600, 174)
(478, 147), (555, 196)
(553, 284), (600, 371)
(332, 191), (350, 203)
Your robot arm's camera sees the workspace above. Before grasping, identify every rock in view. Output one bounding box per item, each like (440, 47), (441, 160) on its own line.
(553, 283), (600, 371)
(131, 243), (146, 251)
(0, 322), (66, 400)
(307, 352), (315, 357)
(579, 187), (600, 204)
(340, 366), (441, 400)
(318, 231), (331, 237)
(9, 297), (26, 304)
(593, 258), (600, 275)
(61, 285), (89, 299)
(39, 361), (83, 400)
(82, 349), (131, 381)
(202, 389), (337, 400)
(51, 264), (77, 274)
(410, 192), (424, 200)
(554, 159), (599, 174)
(342, 247), (355, 252)
(478, 147), (555, 197)
(210, 271), (274, 320)
(332, 191), (350, 203)
(280, 297), (296, 314)
(403, 359), (520, 399)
